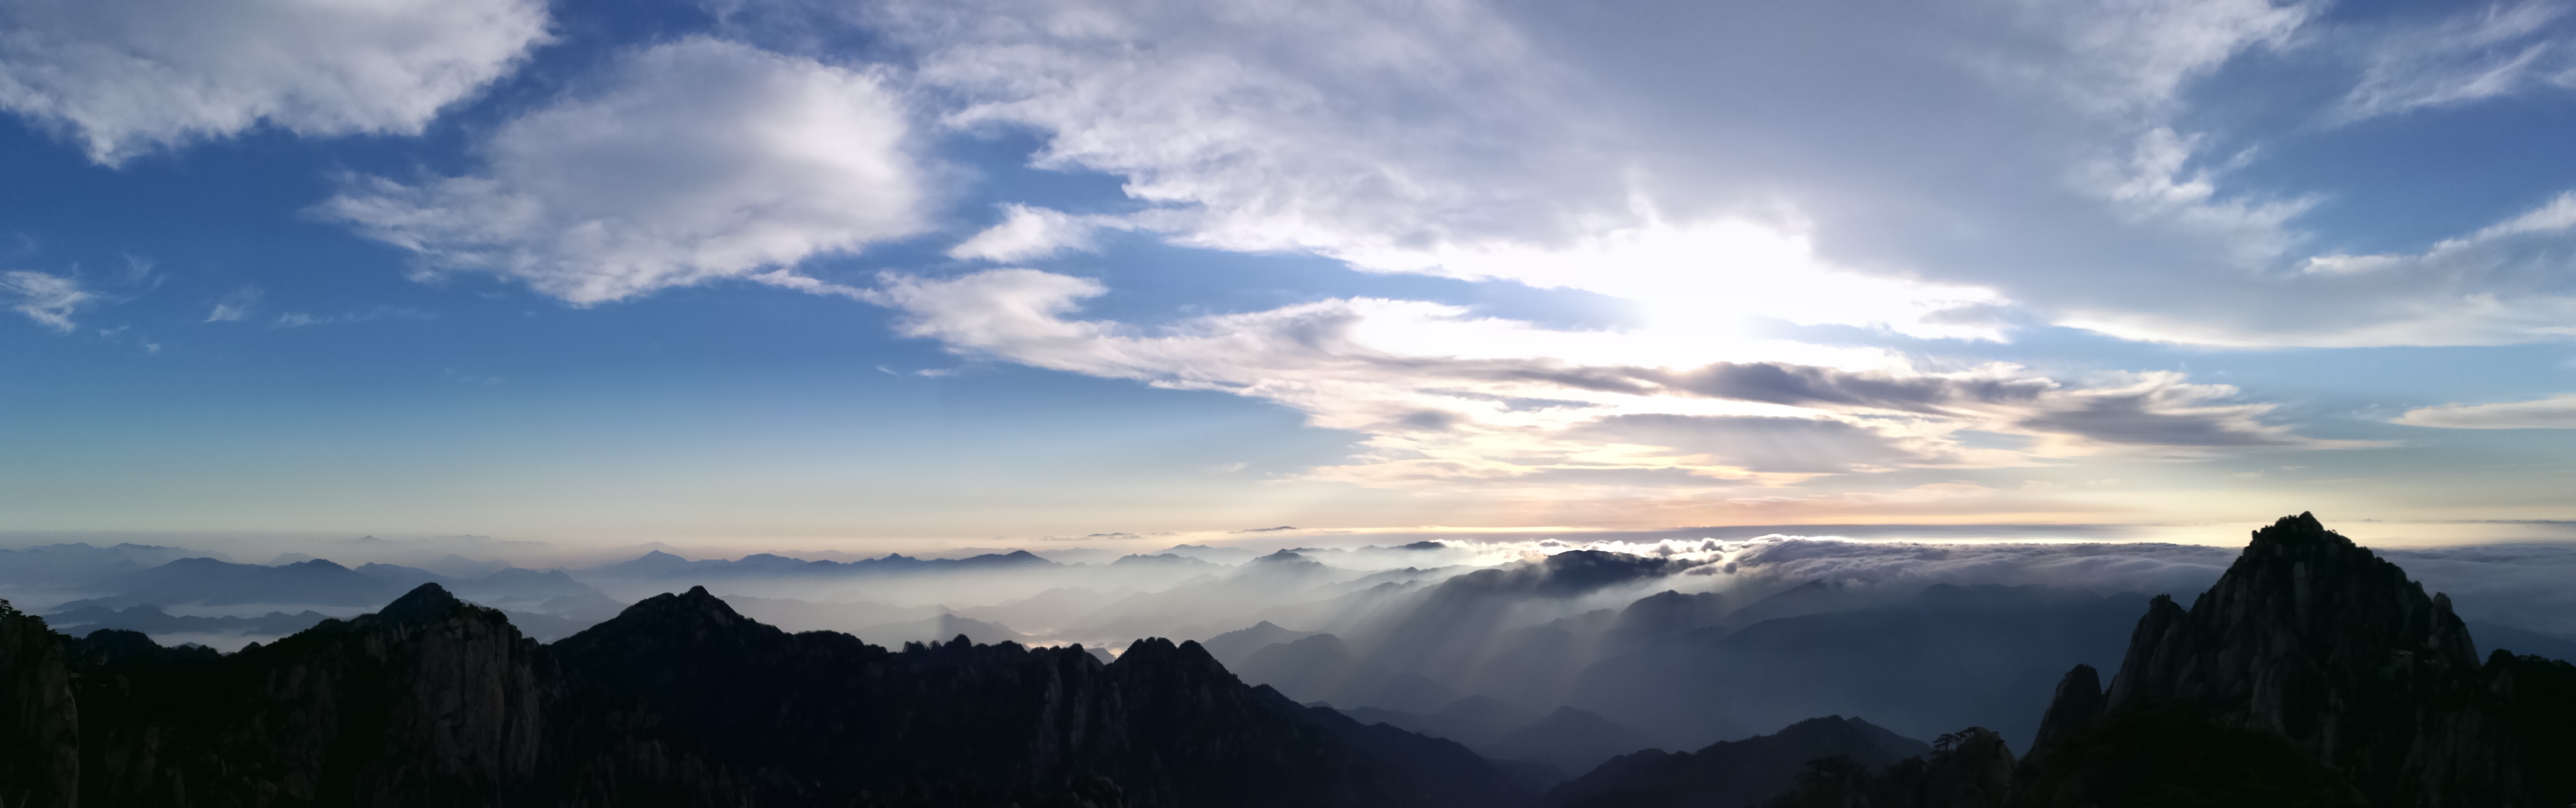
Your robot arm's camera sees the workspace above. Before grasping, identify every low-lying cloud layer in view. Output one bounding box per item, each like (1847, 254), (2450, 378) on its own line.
(16, 520), (2574, 753)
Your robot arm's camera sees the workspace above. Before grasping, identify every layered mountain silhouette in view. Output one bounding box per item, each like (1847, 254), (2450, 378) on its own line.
(8, 513), (2574, 807)
(584, 549), (1058, 581)
(0, 584), (1530, 807)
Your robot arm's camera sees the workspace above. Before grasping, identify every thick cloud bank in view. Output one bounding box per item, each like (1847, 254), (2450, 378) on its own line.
(0, 0), (549, 165)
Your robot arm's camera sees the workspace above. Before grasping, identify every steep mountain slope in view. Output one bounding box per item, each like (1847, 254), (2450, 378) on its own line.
(0, 600), (79, 808)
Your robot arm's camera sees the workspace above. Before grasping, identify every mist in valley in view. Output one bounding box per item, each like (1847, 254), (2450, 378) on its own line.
(12, 529), (2574, 787)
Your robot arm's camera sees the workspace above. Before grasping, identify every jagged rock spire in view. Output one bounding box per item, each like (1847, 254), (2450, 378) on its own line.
(2029, 664), (2102, 756)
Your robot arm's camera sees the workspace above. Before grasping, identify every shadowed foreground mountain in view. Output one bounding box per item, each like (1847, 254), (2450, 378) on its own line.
(0, 585), (1527, 808)
(1746, 513), (2576, 808)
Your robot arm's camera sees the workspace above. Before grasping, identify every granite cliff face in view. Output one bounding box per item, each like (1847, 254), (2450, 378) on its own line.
(69, 584), (550, 806)
(2, 584), (1523, 808)
(2020, 512), (2576, 807)
(2092, 512), (2503, 804)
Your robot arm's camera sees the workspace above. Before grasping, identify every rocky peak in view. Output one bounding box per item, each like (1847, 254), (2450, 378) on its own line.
(1113, 637), (1232, 681)
(590, 585), (750, 635)
(2028, 664), (2102, 757)
(376, 582), (466, 626)
(2062, 512), (2511, 805)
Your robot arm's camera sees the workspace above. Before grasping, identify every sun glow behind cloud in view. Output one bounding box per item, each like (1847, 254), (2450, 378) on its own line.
(9, 0), (2576, 541)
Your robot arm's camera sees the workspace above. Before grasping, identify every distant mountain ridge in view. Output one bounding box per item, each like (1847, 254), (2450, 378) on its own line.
(583, 548), (1058, 580)
(1546, 715), (1929, 808)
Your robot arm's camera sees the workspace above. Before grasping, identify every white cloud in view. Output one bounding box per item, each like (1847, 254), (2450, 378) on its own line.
(2393, 394), (2576, 430)
(0, 0), (550, 166)
(272, 307), (431, 328)
(948, 204), (1107, 262)
(873, 0), (2017, 338)
(881, 0), (1599, 260)
(872, 0), (2576, 352)
(0, 270), (92, 331)
(2077, 127), (2314, 268)
(319, 37), (927, 305)
(205, 286), (260, 323)
(2338, 2), (2576, 123)
(1988, 0), (2315, 118)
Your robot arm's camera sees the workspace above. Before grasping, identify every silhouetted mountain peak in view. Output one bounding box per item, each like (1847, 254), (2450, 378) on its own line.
(2033, 512), (2523, 806)
(2245, 510), (2340, 550)
(669, 584), (748, 621)
(1116, 636), (1229, 676)
(2029, 663), (2103, 756)
(572, 585), (766, 647)
(377, 582), (466, 626)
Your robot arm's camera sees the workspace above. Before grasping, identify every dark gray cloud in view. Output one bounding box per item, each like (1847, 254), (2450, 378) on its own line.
(2014, 392), (2295, 447)
(1656, 362), (2052, 413)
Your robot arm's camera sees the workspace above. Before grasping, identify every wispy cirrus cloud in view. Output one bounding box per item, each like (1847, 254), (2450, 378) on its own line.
(2068, 191), (2576, 347)
(2394, 394), (2576, 430)
(273, 307), (432, 329)
(0, 270), (92, 331)
(2336, 2), (2576, 123)
(204, 286), (259, 323)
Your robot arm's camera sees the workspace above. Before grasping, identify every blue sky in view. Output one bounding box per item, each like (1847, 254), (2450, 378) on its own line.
(7, 0), (2576, 550)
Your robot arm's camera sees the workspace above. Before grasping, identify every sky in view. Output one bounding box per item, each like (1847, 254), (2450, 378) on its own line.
(7, 0), (2576, 552)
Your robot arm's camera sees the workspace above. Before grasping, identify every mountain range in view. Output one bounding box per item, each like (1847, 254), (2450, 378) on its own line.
(6, 514), (2575, 806)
